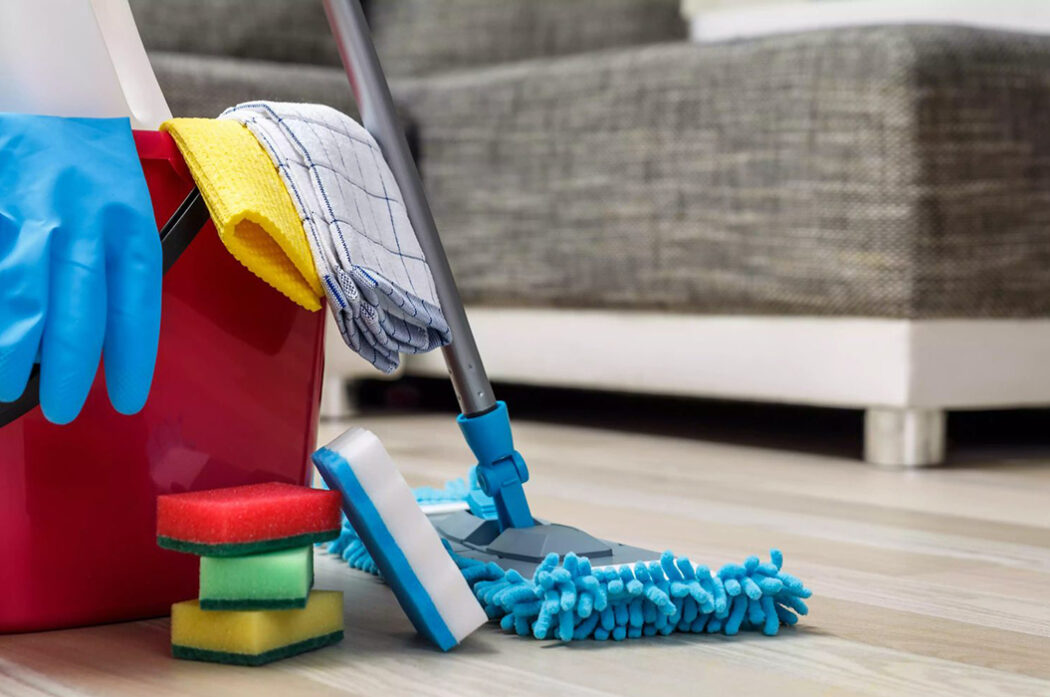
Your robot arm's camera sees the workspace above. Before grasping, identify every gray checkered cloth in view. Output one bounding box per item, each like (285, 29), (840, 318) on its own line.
(221, 102), (449, 372)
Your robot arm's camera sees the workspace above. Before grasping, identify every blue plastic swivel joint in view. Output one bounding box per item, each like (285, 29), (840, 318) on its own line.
(456, 401), (534, 531)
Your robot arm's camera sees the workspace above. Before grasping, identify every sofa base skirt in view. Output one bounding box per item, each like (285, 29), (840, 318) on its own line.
(339, 308), (1050, 411)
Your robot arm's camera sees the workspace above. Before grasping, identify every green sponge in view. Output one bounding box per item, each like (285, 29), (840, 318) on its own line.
(199, 546), (314, 611)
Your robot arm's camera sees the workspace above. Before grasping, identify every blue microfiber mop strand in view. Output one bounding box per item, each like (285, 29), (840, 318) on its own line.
(451, 548), (810, 641)
(411, 477), (472, 506)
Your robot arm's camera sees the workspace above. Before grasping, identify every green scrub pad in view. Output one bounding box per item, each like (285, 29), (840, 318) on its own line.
(200, 546), (314, 611)
(172, 632), (343, 667)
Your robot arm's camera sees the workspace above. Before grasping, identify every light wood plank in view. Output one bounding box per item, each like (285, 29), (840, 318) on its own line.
(0, 414), (1047, 697)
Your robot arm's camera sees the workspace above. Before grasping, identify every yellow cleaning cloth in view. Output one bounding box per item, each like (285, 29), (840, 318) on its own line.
(161, 118), (323, 310)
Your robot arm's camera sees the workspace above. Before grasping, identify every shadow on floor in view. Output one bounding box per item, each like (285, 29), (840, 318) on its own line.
(349, 377), (1050, 465)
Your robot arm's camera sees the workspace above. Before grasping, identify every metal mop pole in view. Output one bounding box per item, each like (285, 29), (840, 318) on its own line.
(321, 0), (496, 419)
(322, 0), (534, 530)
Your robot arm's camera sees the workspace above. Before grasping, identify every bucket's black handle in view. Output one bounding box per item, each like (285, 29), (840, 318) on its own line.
(0, 188), (209, 428)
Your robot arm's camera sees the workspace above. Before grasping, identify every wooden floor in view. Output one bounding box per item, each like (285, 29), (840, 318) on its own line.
(2, 412), (1049, 697)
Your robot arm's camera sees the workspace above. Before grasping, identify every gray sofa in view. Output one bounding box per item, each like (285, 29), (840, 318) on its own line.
(131, 0), (1050, 466)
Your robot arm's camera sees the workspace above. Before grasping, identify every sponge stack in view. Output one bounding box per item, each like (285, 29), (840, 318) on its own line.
(157, 483), (344, 665)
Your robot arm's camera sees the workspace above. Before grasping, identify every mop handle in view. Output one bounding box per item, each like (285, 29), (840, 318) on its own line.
(322, 0), (497, 418)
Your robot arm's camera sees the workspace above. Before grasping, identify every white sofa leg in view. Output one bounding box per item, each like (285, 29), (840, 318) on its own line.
(320, 375), (356, 420)
(864, 408), (946, 467)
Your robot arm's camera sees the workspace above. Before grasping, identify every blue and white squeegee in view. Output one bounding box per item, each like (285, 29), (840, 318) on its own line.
(313, 429), (487, 651)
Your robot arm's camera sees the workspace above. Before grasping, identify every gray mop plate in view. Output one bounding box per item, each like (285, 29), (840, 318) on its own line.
(433, 510), (660, 576)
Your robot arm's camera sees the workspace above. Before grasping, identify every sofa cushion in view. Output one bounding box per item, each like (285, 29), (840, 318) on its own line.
(369, 0), (686, 76)
(131, 0), (685, 76)
(150, 52), (430, 163)
(394, 26), (1050, 319)
(149, 52), (355, 117)
(130, 0), (340, 67)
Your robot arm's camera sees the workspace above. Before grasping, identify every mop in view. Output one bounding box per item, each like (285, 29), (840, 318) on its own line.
(313, 0), (812, 642)
(323, 482), (811, 640)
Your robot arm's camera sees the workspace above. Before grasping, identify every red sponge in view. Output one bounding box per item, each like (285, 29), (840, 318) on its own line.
(157, 483), (342, 556)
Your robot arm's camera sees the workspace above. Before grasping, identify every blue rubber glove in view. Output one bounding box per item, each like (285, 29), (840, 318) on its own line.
(0, 113), (161, 424)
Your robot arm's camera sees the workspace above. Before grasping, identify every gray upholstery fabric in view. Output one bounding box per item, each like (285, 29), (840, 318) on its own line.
(369, 0), (687, 77)
(130, 0), (340, 66)
(151, 53), (429, 156)
(149, 52), (354, 118)
(394, 27), (1050, 319)
(130, 0), (685, 76)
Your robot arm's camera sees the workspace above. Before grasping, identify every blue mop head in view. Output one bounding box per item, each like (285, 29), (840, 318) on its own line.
(453, 548), (810, 641)
(322, 476), (812, 641)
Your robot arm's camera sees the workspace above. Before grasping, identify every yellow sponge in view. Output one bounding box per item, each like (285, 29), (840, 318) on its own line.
(171, 590), (343, 666)
(161, 118), (323, 311)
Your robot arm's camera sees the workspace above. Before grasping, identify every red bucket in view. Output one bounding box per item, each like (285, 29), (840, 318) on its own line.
(0, 131), (326, 633)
